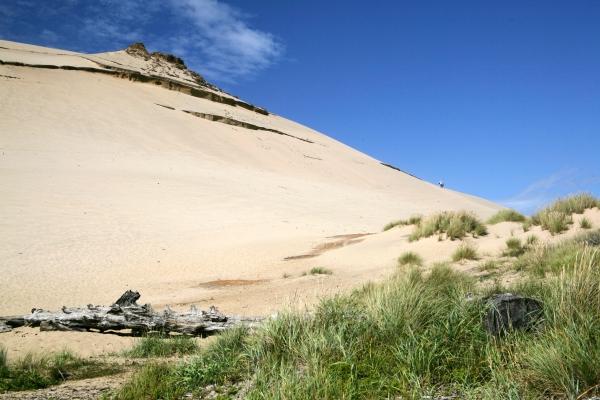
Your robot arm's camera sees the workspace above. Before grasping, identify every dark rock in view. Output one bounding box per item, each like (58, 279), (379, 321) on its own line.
(151, 51), (186, 68)
(580, 230), (600, 246)
(484, 293), (543, 335)
(125, 42), (150, 59)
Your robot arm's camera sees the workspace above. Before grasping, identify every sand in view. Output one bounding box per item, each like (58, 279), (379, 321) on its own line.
(0, 40), (510, 355)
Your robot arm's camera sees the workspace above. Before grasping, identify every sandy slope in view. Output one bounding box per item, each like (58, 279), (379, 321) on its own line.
(0, 40), (507, 355)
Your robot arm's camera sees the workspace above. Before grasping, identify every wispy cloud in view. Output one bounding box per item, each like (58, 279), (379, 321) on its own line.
(170, 0), (283, 82)
(1, 0), (283, 84)
(499, 169), (600, 214)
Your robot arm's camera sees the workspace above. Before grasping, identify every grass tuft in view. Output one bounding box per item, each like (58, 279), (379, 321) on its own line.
(397, 251), (423, 267)
(487, 209), (526, 224)
(503, 237), (525, 257)
(125, 334), (199, 358)
(580, 217), (592, 229)
(305, 267), (333, 275)
(409, 211), (487, 241)
(533, 210), (573, 235)
(452, 242), (479, 261)
(383, 215), (422, 231)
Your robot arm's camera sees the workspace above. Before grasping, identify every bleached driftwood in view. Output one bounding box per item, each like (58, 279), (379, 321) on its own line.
(0, 290), (261, 336)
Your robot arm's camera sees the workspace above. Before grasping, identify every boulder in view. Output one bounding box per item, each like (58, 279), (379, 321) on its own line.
(484, 293), (543, 335)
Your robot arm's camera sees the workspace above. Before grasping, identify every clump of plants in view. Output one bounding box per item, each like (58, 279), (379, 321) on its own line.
(452, 242), (479, 261)
(531, 193), (599, 234)
(125, 334), (199, 358)
(409, 211), (487, 241)
(397, 251), (423, 267)
(503, 237), (525, 257)
(487, 209), (526, 224)
(303, 267), (333, 276)
(0, 349), (120, 392)
(580, 217), (592, 229)
(383, 215), (422, 231)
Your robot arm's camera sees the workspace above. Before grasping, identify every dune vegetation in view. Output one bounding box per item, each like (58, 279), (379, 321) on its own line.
(125, 334), (199, 358)
(409, 211), (487, 241)
(111, 233), (600, 399)
(383, 215), (423, 231)
(487, 209), (526, 224)
(531, 193), (599, 234)
(397, 251), (423, 266)
(451, 242), (479, 261)
(0, 349), (120, 392)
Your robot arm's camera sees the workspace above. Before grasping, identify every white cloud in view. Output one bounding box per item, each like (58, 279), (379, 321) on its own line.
(169, 0), (283, 82)
(2, 0), (282, 84)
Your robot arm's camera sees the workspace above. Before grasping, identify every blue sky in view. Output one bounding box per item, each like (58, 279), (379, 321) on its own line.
(1, 0), (599, 214)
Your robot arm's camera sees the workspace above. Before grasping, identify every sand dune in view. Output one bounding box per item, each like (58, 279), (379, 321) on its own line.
(0, 40), (502, 320)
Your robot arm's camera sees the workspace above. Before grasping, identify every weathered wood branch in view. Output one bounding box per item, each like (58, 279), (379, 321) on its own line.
(0, 290), (262, 336)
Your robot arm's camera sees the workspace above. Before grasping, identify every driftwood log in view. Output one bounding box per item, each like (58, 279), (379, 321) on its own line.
(0, 290), (262, 336)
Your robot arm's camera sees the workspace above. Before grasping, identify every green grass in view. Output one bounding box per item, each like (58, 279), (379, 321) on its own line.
(531, 193), (599, 234)
(382, 215), (422, 231)
(452, 242), (479, 261)
(533, 210), (573, 235)
(539, 193), (600, 215)
(125, 334), (199, 358)
(397, 251), (423, 267)
(0, 346), (7, 382)
(305, 267), (333, 275)
(525, 234), (538, 246)
(479, 260), (500, 272)
(0, 349), (121, 392)
(409, 211), (487, 241)
(487, 209), (526, 224)
(580, 217), (592, 229)
(114, 242), (600, 399)
(513, 233), (592, 277)
(112, 363), (182, 400)
(503, 237), (525, 257)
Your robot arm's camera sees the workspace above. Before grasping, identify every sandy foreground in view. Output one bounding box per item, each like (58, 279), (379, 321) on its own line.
(0, 40), (510, 356)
